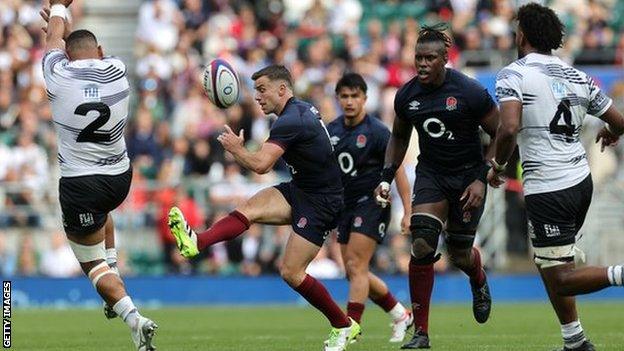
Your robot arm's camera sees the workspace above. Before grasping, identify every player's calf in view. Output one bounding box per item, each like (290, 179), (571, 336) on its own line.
(68, 238), (158, 350)
(446, 234), (491, 324)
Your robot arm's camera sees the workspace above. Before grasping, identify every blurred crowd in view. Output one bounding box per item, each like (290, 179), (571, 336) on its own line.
(1, 0), (624, 278)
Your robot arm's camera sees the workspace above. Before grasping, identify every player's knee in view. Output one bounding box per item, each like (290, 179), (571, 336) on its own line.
(69, 240), (119, 288)
(234, 204), (256, 222)
(279, 263), (304, 287)
(344, 253), (367, 278)
(533, 244), (578, 269)
(409, 213), (443, 265)
(447, 251), (471, 270)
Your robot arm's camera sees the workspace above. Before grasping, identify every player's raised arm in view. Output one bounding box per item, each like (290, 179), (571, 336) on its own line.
(217, 125), (284, 174)
(42, 0), (73, 52)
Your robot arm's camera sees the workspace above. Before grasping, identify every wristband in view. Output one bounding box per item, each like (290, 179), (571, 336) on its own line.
(490, 158), (507, 173)
(50, 4), (67, 19)
(478, 164), (490, 184)
(380, 165), (398, 184)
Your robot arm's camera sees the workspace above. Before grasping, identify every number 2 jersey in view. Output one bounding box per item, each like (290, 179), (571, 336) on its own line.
(327, 114), (389, 207)
(43, 49), (130, 177)
(496, 53), (612, 195)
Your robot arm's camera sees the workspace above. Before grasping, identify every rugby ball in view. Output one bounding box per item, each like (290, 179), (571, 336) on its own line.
(203, 58), (240, 109)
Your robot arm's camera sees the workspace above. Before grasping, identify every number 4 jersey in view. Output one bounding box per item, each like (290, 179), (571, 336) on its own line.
(496, 53), (612, 195)
(43, 49), (130, 177)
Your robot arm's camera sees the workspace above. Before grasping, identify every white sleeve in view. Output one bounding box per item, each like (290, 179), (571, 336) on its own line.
(495, 67), (523, 103)
(41, 49), (69, 92)
(42, 49), (69, 78)
(103, 56), (127, 74)
(586, 77), (612, 117)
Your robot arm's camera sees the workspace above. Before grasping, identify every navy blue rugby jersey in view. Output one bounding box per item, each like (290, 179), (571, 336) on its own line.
(327, 114), (390, 206)
(394, 68), (495, 173)
(267, 97), (342, 194)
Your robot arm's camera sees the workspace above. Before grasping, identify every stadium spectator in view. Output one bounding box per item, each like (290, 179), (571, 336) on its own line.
(39, 230), (81, 277)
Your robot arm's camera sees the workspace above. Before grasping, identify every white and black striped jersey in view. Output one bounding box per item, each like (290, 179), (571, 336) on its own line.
(495, 53), (612, 195)
(42, 49), (130, 177)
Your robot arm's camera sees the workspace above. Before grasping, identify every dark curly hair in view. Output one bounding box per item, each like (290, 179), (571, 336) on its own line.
(517, 3), (565, 52)
(417, 23), (452, 51)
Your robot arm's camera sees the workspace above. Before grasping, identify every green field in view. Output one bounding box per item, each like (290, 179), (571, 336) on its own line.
(11, 303), (624, 350)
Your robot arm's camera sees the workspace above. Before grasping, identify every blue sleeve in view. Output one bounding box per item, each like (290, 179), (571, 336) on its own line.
(374, 123), (391, 158)
(267, 115), (301, 150)
(465, 80), (496, 119)
(393, 87), (408, 120)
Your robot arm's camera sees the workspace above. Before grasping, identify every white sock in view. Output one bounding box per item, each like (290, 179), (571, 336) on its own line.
(607, 265), (623, 286)
(389, 302), (407, 320)
(106, 248), (119, 274)
(561, 320), (585, 349)
(112, 296), (141, 329)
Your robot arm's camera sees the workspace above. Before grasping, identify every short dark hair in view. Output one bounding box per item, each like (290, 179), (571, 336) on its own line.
(517, 3), (564, 53)
(417, 23), (452, 51)
(335, 72), (367, 94)
(66, 29), (98, 53)
(251, 65), (293, 89)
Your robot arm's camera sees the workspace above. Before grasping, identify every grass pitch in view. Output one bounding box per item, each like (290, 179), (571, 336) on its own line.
(11, 302), (624, 350)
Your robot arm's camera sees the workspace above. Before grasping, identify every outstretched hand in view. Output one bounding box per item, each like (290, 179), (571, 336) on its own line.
(595, 126), (619, 152)
(460, 179), (486, 222)
(217, 125), (245, 153)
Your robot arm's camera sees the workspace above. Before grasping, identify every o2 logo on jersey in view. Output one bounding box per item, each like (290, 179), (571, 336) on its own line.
(423, 118), (454, 140)
(338, 152), (357, 176)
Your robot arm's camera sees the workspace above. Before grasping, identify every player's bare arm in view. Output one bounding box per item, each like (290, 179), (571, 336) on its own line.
(460, 105), (500, 211)
(42, 0), (73, 52)
(217, 124), (284, 174)
(40, 7), (72, 39)
(479, 106), (500, 162)
(375, 115), (413, 206)
(488, 100), (522, 188)
(394, 165), (412, 235)
(595, 104), (624, 152)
